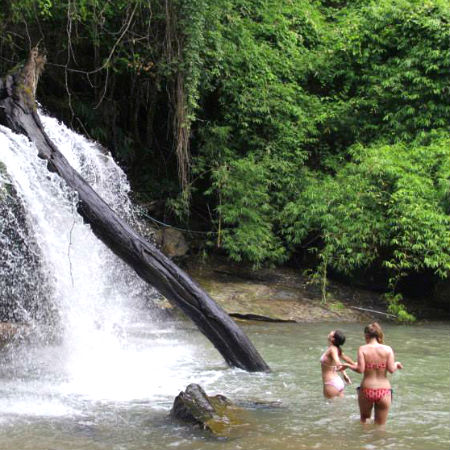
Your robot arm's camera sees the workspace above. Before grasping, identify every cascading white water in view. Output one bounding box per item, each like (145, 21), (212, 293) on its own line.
(0, 112), (211, 413)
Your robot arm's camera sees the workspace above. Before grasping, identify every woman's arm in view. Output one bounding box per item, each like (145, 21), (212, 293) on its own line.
(341, 370), (352, 384)
(329, 346), (341, 366)
(387, 347), (403, 373)
(340, 352), (355, 383)
(340, 347), (364, 373)
(330, 347), (352, 383)
(341, 352), (356, 366)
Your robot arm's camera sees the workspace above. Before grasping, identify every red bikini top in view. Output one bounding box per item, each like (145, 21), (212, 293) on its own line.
(365, 361), (387, 369)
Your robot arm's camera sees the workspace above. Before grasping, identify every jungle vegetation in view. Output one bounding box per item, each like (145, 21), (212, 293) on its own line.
(1, 0), (449, 320)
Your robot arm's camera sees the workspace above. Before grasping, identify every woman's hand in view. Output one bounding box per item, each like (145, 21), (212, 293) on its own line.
(395, 361), (403, 370)
(342, 371), (352, 385)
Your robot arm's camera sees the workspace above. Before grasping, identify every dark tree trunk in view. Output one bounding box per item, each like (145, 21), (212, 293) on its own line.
(0, 56), (270, 372)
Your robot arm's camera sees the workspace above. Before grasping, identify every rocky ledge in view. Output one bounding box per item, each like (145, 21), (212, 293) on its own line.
(181, 256), (391, 323)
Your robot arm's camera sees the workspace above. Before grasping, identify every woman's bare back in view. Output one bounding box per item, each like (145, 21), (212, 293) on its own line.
(359, 343), (394, 388)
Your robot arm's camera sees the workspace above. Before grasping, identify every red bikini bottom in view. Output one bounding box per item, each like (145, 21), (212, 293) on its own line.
(357, 387), (393, 403)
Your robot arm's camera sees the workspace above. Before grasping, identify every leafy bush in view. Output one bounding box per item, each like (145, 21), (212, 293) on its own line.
(282, 132), (450, 291)
(385, 293), (416, 323)
(311, 0), (450, 147)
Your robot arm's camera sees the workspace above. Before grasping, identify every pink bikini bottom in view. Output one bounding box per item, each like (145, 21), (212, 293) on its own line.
(358, 387), (393, 403)
(324, 376), (345, 392)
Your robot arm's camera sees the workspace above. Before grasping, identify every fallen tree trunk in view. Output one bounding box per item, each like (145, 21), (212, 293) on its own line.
(0, 50), (270, 372)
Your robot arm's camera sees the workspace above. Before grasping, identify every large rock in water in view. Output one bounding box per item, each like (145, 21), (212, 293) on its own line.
(170, 384), (248, 436)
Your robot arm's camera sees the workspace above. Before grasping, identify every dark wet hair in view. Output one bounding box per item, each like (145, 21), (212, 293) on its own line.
(332, 330), (346, 356)
(364, 322), (384, 343)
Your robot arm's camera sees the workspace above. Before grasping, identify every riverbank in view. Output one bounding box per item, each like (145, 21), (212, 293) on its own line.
(178, 256), (387, 323)
(169, 255), (447, 323)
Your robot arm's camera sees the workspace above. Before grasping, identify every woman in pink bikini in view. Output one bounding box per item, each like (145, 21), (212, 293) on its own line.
(340, 322), (403, 425)
(320, 330), (354, 398)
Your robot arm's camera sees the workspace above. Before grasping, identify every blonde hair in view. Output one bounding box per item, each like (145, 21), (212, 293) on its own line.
(364, 322), (384, 344)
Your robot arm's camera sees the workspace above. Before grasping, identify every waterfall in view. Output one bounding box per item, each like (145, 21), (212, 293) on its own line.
(1, 112), (158, 333)
(0, 112), (205, 409)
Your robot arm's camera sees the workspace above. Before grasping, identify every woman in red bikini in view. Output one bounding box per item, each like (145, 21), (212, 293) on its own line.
(320, 330), (354, 399)
(340, 322), (403, 425)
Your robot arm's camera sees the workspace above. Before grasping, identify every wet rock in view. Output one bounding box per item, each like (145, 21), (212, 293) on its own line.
(155, 227), (189, 258)
(185, 256), (377, 322)
(170, 384), (248, 436)
(236, 399), (285, 410)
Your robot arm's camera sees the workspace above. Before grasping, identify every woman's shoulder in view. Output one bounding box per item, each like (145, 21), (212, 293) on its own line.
(380, 344), (394, 353)
(359, 343), (392, 354)
(329, 345), (340, 354)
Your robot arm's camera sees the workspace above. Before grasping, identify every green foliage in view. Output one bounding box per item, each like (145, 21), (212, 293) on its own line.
(176, 0), (208, 117)
(208, 157), (286, 266)
(385, 293), (416, 322)
(190, 0), (449, 273)
(329, 301), (345, 312)
(282, 131), (450, 286)
(187, 0), (450, 313)
(310, 0), (450, 148)
(193, 0), (323, 263)
(199, 0), (321, 161)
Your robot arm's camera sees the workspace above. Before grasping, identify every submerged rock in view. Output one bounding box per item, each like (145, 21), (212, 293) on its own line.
(236, 399), (285, 410)
(170, 384), (249, 436)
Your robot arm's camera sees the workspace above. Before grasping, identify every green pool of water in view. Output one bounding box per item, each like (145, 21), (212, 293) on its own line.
(0, 321), (448, 450)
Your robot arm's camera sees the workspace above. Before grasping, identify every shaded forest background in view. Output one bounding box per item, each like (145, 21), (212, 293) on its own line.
(1, 0), (449, 319)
